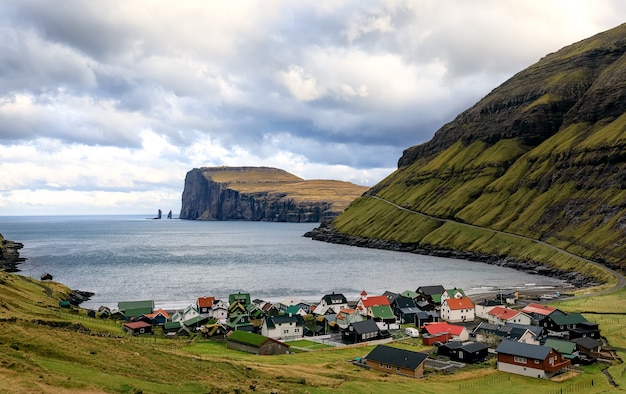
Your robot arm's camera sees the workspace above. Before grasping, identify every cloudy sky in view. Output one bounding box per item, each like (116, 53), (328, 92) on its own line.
(0, 1), (624, 216)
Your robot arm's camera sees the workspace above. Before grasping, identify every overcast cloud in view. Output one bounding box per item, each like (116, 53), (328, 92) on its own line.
(0, 0), (624, 215)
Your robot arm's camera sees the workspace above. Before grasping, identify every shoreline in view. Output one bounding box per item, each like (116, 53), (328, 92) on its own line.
(303, 223), (601, 290)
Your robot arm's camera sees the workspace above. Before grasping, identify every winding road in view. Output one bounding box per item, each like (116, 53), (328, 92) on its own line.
(370, 195), (626, 296)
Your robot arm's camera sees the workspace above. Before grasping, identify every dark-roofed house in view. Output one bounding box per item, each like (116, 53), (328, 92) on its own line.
(390, 295), (419, 324)
(343, 319), (380, 344)
(313, 292), (349, 315)
(496, 340), (570, 378)
(572, 337), (603, 362)
(365, 345), (429, 378)
(472, 322), (540, 346)
(261, 314), (305, 341)
(438, 342), (489, 364)
(415, 310), (439, 327)
(569, 321), (601, 340)
(226, 330), (290, 355)
(416, 285), (445, 305)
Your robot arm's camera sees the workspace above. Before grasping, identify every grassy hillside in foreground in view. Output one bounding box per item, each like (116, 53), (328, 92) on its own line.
(0, 271), (625, 393)
(329, 24), (626, 280)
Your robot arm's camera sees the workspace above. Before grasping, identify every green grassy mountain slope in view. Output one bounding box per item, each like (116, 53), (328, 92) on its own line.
(325, 24), (626, 283)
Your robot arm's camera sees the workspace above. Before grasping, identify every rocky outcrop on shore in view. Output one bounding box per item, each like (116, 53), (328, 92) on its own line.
(67, 290), (95, 306)
(304, 222), (599, 289)
(0, 234), (26, 272)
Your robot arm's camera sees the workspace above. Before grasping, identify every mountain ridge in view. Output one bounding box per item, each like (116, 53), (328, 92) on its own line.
(312, 23), (626, 284)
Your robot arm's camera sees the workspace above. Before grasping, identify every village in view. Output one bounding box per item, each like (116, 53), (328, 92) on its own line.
(71, 285), (615, 381)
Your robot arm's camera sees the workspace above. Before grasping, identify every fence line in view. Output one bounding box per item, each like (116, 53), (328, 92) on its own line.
(458, 373), (510, 390)
(544, 380), (595, 394)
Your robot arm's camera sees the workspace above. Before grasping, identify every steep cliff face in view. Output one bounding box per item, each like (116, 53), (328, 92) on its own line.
(179, 167), (367, 222)
(324, 23), (626, 270)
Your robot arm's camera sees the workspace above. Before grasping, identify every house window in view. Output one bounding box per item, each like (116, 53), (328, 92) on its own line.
(295, 328), (300, 333)
(396, 367), (401, 371)
(386, 364), (391, 369)
(283, 329), (289, 334)
(514, 356), (527, 364)
(534, 360), (540, 364)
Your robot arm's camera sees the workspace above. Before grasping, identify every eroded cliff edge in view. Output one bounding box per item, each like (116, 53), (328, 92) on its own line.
(179, 166), (368, 222)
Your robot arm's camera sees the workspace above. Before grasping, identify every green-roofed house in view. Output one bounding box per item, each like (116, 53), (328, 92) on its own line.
(545, 311), (590, 337)
(369, 305), (396, 325)
(117, 300), (154, 319)
(544, 338), (578, 360)
(163, 321), (190, 337)
(226, 330), (290, 355)
(440, 288), (467, 304)
(229, 292), (251, 307)
(284, 305), (307, 316)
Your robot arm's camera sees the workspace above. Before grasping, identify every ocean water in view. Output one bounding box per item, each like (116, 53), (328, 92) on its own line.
(0, 216), (564, 310)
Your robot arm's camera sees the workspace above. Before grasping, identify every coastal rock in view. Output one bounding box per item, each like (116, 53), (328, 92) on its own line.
(67, 290), (95, 306)
(0, 234), (26, 272)
(179, 166), (367, 222)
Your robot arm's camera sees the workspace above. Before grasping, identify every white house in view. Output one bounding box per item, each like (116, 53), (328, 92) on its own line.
(313, 292), (349, 315)
(261, 314), (305, 341)
(440, 297), (475, 323)
(440, 288), (467, 305)
(211, 299), (229, 321)
(475, 299), (503, 319)
(171, 305), (201, 323)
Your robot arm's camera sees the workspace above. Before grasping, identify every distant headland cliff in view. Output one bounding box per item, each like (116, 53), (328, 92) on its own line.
(179, 166), (369, 222)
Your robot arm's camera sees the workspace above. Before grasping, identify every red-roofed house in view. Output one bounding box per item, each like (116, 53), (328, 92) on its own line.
(357, 290), (391, 316)
(440, 297), (475, 323)
(145, 308), (170, 326)
(521, 303), (558, 325)
(421, 321), (469, 345)
(123, 321), (152, 335)
(487, 306), (532, 325)
(197, 296), (215, 314)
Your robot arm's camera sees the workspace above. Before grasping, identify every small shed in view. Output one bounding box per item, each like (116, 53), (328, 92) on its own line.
(226, 330), (290, 355)
(123, 321), (152, 335)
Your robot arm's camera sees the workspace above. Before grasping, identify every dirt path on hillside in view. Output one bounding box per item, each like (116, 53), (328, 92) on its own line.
(370, 195), (626, 296)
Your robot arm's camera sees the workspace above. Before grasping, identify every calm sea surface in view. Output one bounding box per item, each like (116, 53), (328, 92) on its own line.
(0, 216), (563, 310)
